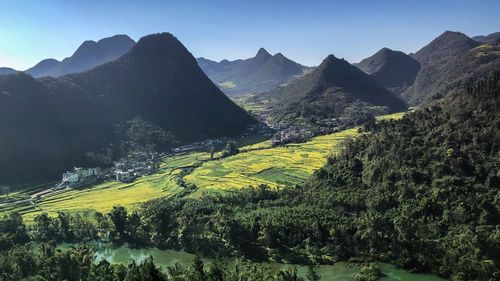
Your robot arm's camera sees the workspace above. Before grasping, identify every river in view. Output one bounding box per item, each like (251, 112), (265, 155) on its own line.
(56, 243), (446, 281)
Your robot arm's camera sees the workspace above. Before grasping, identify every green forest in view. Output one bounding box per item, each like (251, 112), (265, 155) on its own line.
(1, 73), (498, 280)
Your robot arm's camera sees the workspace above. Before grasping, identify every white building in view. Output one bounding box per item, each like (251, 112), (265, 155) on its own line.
(61, 167), (101, 185)
(62, 171), (79, 183)
(115, 170), (134, 182)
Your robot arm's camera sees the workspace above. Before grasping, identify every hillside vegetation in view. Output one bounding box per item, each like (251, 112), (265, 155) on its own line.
(403, 31), (500, 105)
(0, 33), (254, 184)
(355, 48), (421, 94)
(255, 54), (406, 129)
(7, 74), (494, 280)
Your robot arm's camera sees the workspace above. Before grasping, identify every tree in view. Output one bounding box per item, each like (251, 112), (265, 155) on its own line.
(222, 141), (239, 157)
(108, 206), (128, 242)
(33, 213), (58, 242)
(189, 256), (206, 281)
(306, 265), (321, 281)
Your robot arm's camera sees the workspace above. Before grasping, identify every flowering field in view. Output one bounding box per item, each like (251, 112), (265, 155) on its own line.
(185, 128), (359, 196)
(1, 112), (406, 221)
(0, 152), (210, 221)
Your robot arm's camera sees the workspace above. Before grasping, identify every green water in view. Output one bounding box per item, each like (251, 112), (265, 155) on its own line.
(58, 243), (446, 281)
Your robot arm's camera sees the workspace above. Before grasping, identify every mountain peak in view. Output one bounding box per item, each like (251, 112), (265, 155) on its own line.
(98, 34), (134, 43)
(256, 48), (271, 58)
(377, 47), (393, 54)
(438, 30), (472, 41)
(319, 54), (347, 69)
(413, 30), (479, 63)
(74, 40), (98, 54)
(196, 48), (307, 96)
(356, 47), (420, 92)
(0, 67), (17, 75)
(137, 32), (178, 44)
(263, 53), (407, 127)
(128, 33), (187, 61)
(25, 59), (60, 77)
(27, 34), (136, 78)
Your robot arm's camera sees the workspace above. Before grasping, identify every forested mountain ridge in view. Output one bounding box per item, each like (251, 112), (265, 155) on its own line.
(1, 73), (497, 280)
(258, 54), (406, 128)
(306, 72), (500, 279)
(355, 48), (421, 94)
(411, 31), (479, 63)
(25, 35), (135, 77)
(197, 48), (309, 96)
(402, 31), (500, 105)
(0, 32), (255, 183)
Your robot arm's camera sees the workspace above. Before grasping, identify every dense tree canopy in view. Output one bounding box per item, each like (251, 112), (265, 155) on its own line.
(0, 74), (498, 280)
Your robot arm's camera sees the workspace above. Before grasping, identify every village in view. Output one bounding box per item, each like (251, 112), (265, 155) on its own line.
(1, 122), (316, 207)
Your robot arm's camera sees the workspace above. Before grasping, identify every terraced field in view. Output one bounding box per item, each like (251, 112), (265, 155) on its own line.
(186, 111), (407, 196)
(0, 111), (407, 220)
(185, 128), (359, 196)
(0, 152), (210, 221)
(375, 111), (406, 121)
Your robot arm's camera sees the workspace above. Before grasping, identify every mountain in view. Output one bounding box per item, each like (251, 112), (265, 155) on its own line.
(0, 67), (17, 75)
(402, 31), (500, 105)
(305, 72), (500, 280)
(24, 59), (60, 77)
(259, 54), (406, 128)
(196, 48), (308, 96)
(355, 48), (421, 93)
(472, 31), (500, 43)
(25, 35), (136, 77)
(0, 32), (255, 183)
(411, 31), (480, 63)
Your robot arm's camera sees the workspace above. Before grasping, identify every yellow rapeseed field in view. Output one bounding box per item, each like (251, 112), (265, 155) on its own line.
(1, 112), (406, 221)
(2, 152), (209, 221)
(185, 128), (359, 196)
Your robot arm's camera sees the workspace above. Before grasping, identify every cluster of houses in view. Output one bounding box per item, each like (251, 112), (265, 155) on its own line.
(54, 122), (296, 190)
(112, 151), (160, 183)
(272, 127), (314, 146)
(57, 151), (162, 188)
(61, 167), (102, 187)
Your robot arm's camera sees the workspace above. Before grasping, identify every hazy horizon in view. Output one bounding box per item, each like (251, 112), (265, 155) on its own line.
(1, 0), (499, 70)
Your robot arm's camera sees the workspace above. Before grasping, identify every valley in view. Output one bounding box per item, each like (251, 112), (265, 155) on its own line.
(0, 112), (404, 222)
(0, 4), (498, 279)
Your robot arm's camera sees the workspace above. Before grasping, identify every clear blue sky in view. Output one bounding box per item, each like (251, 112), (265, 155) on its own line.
(1, 0), (499, 70)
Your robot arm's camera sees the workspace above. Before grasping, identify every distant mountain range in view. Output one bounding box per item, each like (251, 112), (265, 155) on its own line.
(402, 31), (500, 105)
(25, 35), (136, 77)
(352, 30), (500, 106)
(1, 29), (498, 183)
(472, 32), (500, 43)
(355, 48), (421, 94)
(0, 67), (17, 75)
(256, 54), (406, 128)
(197, 48), (309, 96)
(0, 33), (255, 183)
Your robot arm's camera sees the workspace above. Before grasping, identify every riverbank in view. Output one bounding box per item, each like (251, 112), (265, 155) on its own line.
(53, 242), (447, 281)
